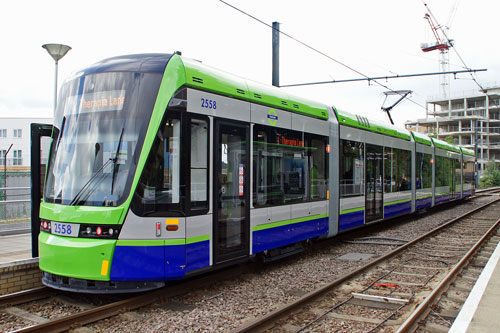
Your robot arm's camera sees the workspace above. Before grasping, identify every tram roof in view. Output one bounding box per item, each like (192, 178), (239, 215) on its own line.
(75, 53), (172, 76)
(431, 138), (461, 153)
(461, 147), (475, 156)
(334, 108), (412, 141)
(181, 57), (329, 120)
(411, 131), (433, 146)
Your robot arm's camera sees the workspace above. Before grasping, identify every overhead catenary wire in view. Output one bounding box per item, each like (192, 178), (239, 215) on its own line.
(219, 0), (428, 112)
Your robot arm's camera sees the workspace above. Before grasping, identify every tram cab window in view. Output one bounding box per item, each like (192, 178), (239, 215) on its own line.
(132, 112), (209, 216)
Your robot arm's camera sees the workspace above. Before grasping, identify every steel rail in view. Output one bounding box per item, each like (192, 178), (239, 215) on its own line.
(396, 216), (500, 332)
(0, 287), (54, 307)
(232, 197), (500, 333)
(12, 263), (252, 333)
(12, 283), (196, 333)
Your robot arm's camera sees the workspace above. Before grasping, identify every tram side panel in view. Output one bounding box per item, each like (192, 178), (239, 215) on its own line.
(434, 148), (461, 205)
(339, 126), (366, 231)
(382, 135), (413, 219)
(462, 153), (475, 197)
(415, 142), (434, 210)
(249, 102), (330, 255)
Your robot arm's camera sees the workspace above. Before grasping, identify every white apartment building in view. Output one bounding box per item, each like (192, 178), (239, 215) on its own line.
(405, 85), (500, 177)
(0, 117), (53, 168)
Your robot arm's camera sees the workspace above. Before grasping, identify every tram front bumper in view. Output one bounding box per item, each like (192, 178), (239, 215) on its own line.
(39, 232), (115, 281)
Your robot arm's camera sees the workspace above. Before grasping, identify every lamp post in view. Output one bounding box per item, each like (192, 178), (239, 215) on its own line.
(42, 44), (71, 113)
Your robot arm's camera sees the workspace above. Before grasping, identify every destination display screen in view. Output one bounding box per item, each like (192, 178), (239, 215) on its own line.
(63, 90), (126, 115)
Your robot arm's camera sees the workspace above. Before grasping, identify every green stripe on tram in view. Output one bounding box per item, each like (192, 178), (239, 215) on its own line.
(340, 207), (364, 215)
(253, 214), (328, 232)
(186, 234), (210, 244)
(384, 198), (411, 206)
(116, 240), (165, 246)
(116, 235), (210, 247)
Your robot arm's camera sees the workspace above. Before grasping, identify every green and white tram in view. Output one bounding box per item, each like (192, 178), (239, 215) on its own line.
(38, 53), (474, 292)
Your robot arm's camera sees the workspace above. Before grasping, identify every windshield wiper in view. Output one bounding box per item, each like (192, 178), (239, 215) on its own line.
(69, 127), (125, 206)
(110, 127), (125, 195)
(68, 158), (113, 206)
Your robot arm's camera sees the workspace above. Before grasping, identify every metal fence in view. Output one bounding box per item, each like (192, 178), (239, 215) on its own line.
(0, 172), (31, 222)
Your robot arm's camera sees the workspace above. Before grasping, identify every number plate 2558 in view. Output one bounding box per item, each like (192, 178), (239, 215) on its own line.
(51, 222), (80, 237)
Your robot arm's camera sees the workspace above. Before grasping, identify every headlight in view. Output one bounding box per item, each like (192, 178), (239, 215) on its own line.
(79, 224), (121, 239)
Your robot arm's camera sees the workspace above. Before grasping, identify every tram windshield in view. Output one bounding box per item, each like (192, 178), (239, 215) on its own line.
(44, 71), (162, 207)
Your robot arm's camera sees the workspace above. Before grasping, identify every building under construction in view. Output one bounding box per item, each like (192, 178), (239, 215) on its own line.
(405, 86), (500, 177)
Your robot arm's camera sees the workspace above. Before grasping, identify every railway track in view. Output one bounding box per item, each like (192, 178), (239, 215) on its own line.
(0, 264), (253, 332)
(1, 191), (499, 332)
(234, 197), (500, 332)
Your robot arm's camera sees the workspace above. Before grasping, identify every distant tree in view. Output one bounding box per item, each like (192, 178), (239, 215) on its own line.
(445, 135), (457, 145)
(479, 161), (500, 188)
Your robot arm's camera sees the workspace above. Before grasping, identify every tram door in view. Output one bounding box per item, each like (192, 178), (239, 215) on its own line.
(214, 121), (250, 263)
(365, 144), (383, 222)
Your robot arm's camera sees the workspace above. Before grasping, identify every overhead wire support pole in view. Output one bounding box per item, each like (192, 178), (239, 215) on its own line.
(279, 69), (487, 87)
(272, 22), (280, 87)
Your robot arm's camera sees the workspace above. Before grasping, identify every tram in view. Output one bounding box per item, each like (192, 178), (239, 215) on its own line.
(38, 53), (475, 292)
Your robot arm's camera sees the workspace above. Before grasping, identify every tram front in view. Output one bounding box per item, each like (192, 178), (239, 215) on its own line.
(38, 54), (170, 292)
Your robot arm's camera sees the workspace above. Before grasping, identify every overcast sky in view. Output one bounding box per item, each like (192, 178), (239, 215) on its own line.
(0, 0), (498, 127)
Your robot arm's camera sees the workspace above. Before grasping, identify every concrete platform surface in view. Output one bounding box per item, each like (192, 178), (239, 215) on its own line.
(450, 238), (500, 332)
(0, 233), (33, 264)
(0, 222), (31, 236)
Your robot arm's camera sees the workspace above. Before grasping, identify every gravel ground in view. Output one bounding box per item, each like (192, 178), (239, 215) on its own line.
(1, 197), (494, 333)
(19, 299), (82, 320)
(0, 312), (34, 332)
(83, 198), (499, 332)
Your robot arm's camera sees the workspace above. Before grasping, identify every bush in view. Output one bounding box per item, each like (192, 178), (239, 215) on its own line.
(479, 162), (500, 188)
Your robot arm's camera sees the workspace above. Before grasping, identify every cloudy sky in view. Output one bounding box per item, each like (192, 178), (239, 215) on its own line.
(0, 0), (498, 127)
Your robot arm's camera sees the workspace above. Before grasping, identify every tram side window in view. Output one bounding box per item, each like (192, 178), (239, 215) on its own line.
(416, 152), (432, 189)
(310, 136), (328, 200)
(464, 160), (475, 188)
(384, 147), (411, 193)
(340, 140), (364, 198)
(253, 125), (328, 207)
(190, 118), (209, 210)
(435, 155), (451, 187)
(455, 158), (462, 187)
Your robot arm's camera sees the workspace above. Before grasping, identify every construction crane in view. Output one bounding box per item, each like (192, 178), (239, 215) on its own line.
(421, 13), (453, 53)
(420, 1), (459, 97)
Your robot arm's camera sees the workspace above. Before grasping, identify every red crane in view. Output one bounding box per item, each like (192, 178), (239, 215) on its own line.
(420, 1), (458, 97)
(421, 13), (453, 52)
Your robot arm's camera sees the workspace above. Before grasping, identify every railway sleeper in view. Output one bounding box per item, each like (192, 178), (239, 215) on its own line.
(424, 321), (451, 333)
(444, 291), (468, 303)
(460, 273), (479, 281)
(453, 281), (474, 292)
(348, 297), (404, 311)
(2, 306), (49, 324)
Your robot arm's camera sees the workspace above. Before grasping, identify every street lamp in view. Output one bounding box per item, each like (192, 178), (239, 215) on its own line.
(42, 44), (71, 113)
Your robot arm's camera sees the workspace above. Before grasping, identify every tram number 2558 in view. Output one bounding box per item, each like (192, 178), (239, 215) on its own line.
(201, 98), (217, 110)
